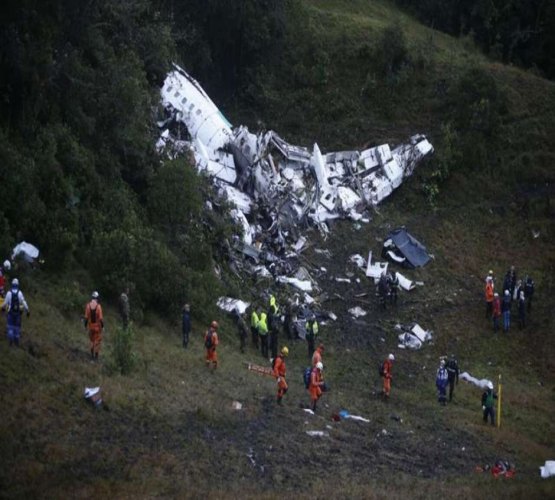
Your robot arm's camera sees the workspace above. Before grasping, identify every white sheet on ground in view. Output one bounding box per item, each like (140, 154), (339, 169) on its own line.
(460, 372), (492, 390)
(396, 272), (416, 291)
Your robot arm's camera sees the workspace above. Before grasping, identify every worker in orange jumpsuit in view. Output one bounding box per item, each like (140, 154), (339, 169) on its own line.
(273, 346), (289, 404)
(204, 321), (220, 368)
(309, 361), (325, 412)
(485, 277), (494, 318)
(382, 353), (394, 399)
(312, 343), (324, 368)
(84, 291), (104, 360)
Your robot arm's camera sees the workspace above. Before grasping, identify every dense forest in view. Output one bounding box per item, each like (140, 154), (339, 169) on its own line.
(396, 0), (555, 78)
(0, 0), (553, 320)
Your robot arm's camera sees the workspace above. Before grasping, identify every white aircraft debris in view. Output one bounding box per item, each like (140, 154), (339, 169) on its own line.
(460, 372), (493, 390)
(396, 323), (433, 350)
(348, 306), (367, 318)
(158, 64), (433, 305)
(217, 297), (250, 314)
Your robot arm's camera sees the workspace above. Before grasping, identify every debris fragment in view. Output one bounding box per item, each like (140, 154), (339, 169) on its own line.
(348, 307), (367, 318)
(231, 401), (243, 410)
(12, 241), (40, 264)
(383, 228), (431, 268)
(337, 409), (370, 423)
(396, 323), (432, 350)
(540, 460), (555, 478)
(305, 430), (329, 437)
(217, 297), (250, 314)
(84, 387), (102, 408)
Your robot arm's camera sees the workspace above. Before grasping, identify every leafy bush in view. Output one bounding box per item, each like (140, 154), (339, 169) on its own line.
(110, 325), (137, 375)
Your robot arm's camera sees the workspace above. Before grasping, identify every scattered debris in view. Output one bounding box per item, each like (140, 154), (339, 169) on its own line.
(337, 409), (370, 423)
(397, 323), (433, 350)
(84, 387), (102, 408)
(245, 362), (273, 377)
(12, 241), (40, 264)
(217, 297), (250, 314)
(303, 408), (315, 415)
(348, 306), (367, 318)
(231, 401), (243, 410)
(540, 460), (555, 478)
(383, 228), (432, 268)
(157, 65), (433, 316)
(475, 460), (516, 478)
(306, 430), (329, 437)
(460, 372), (493, 389)
(349, 254), (366, 269)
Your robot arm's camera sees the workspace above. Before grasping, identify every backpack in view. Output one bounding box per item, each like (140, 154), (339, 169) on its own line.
(378, 361), (385, 377)
(303, 367), (312, 389)
(11, 290), (20, 314)
(205, 330), (213, 349)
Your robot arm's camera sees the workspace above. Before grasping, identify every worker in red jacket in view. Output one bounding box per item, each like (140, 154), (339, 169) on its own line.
(382, 353), (394, 399)
(273, 346), (289, 404)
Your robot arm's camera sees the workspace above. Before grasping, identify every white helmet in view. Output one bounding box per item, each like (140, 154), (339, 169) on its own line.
(440, 359), (445, 366)
(3, 260), (10, 271)
(92, 291), (99, 299)
(388, 353), (395, 361)
(316, 361), (323, 370)
(487, 381), (494, 390)
(11, 278), (19, 286)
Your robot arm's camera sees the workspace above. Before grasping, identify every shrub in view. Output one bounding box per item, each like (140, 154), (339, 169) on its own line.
(111, 325), (137, 375)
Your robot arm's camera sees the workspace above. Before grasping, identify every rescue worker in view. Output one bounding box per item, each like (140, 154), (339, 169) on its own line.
(268, 300), (280, 360)
(258, 311), (269, 359)
(485, 277), (494, 318)
(446, 354), (460, 402)
(204, 320), (219, 369)
(518, 291), (526, 329)
(283, 300), (293, 340)
(309, 361), (325, 412)
(382, 353), (394, 399)
(436, 359), (449, 406)
(273, 346), (289, 404)
(250, 307), (259, 349)
(305, 314), (319, 358)
(0, 260), (10, 298)
(234, 308), (248, 353)
(502, 290), (511, 332)
(388, 272), (399, 305)
(182, 304), (191, 349)
(312, 343), (324, 368)
(2, 278), (30, 347)
(84, 291), (104, 360)
(492, 292), (501, 332)
(524, 275), (535, 313)
(481, 381), (497, 426)
(378, 273), (389, 310)
(119, 287), (130, 329)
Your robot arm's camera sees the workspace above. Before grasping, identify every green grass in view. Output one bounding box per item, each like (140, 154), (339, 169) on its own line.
(1, 0), (555, 497)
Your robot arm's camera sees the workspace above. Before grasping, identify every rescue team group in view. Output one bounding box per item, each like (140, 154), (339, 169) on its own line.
(1, 261), (535, 423)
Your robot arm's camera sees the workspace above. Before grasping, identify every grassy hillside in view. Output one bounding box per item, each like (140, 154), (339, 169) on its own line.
(1, 0), (554, 498)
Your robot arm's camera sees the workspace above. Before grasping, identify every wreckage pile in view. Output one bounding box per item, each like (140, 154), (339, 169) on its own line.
(157, 64), (433, 307)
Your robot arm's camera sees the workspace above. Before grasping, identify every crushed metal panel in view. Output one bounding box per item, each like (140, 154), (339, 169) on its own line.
(217, 297), (250, 314)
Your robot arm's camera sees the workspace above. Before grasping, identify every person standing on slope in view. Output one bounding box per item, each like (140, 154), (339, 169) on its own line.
(381, 353), (394, 400)
(273, 346), (289, 405)
(204, 321), (219, 369)
(446, 354), (460, 402)
(482, 381), (498, 426)
(182, 304), (191, 349)
(309, 361), (325, 412)
(312, 343), (324, 368)
(84, 291), (104, 360)
(2, 278), (30, 347)
(492, 292), (501, 332)
(436, 359), (449, 406)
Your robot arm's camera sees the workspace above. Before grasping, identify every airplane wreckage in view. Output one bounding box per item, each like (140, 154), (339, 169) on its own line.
(157, 64), (434, 317)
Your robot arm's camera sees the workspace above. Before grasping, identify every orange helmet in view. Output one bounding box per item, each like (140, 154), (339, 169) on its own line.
(210, 321), (218, 329)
